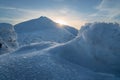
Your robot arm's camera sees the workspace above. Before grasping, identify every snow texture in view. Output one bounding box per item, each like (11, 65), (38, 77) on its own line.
(0, 20), (120, 80)
(15, 16), (77, 46)
(0, 23), (18, 54)
(49, 22), (120, 77)
(63, 25), (78, 36)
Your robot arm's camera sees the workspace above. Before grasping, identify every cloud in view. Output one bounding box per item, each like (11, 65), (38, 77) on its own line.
(0, 6), (85, 29)
(0, 6), (36, 13)
(90, 0), (120, 23)
(0, 6), (17, 10)
(97, 0), (120, 11)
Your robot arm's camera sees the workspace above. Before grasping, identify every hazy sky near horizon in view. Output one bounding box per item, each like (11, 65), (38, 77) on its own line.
(0, 0), (120, 29)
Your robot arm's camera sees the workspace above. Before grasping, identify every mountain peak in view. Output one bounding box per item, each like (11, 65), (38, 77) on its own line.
(39, 16), (48, 19)
(38, 16), (53, 22)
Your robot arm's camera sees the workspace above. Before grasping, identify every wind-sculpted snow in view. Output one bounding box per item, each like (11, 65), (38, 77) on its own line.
(15, 16), (77, 46)
(0, 23), (18, 54)
(13, 41), (58, 55)
(49, 22), (120, 76)
(0, 22), (120, 80)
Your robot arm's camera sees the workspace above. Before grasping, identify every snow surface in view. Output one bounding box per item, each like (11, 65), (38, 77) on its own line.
(63, 25), (78, 36)
(49, 23), (120, 76)
(15, 16), (77, 46)
(0, 23), (18, 54)
(0, 22), (120, 80)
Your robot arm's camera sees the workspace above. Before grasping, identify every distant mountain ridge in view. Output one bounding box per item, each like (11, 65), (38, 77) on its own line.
(14, 16), (78, 34)
(14, 16), (78, 45)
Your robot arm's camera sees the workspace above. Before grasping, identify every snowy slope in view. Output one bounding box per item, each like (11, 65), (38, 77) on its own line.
(0, 23), (18, 54)
(0, 50), (118, 80)
(49, 22), (120, 76)
(63, 25), (78, 36)
(14, 16), (76, 46)
(0, 22), (120, 80)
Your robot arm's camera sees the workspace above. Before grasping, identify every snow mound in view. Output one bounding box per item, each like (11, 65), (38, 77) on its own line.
(0, 23), (18, 54)
(0, 22), (120, 80)
(49, 22), (120, 76)
(15, 16), (76, 46)
(0, 44), (118, 80)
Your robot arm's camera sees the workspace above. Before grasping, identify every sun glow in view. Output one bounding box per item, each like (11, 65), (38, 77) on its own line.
(56, 19), (68, 25)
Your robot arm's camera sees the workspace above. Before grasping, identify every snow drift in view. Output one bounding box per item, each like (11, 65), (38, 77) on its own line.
(49, 23), (120, 76)
(0, 22), (120, 80)
(15, 16), (77, 46)
(0, 23), (18, 54)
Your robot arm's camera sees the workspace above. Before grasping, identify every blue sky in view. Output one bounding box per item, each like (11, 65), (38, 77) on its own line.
(0, 0), (120, 29)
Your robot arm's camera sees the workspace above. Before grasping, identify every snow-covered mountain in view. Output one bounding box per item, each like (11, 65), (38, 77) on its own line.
(15, 16), (77, 46)
(0, 23), (18, 54)
(0, 22), (120, 80)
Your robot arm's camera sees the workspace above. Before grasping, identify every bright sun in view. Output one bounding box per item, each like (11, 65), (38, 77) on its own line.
(56, 20), (68, 25)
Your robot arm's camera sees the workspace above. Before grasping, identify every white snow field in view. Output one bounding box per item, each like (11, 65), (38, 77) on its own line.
(0, 23), (18, 54)
(0, 22), (120, 80)
(15, 16), (77, 46)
